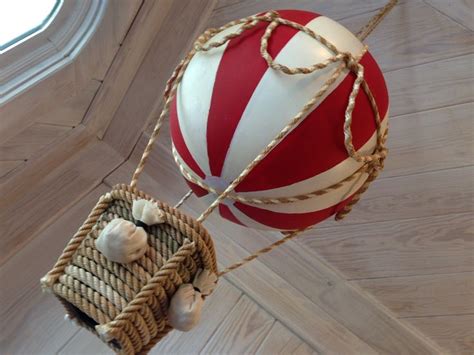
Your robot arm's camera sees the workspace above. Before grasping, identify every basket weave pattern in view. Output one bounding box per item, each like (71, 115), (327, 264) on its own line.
(42, 184), (217, 354)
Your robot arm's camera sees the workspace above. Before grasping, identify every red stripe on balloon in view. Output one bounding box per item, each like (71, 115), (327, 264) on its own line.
(219, 205), (245, 226)
(170, 97), (206, 179)
(206, 9), (320, 177)
(185, 180), (208, 197)
(236, 51), (389, 192)
(233, 195), (354, 230)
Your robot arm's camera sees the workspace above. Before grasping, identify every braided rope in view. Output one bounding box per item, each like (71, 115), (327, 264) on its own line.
(96, 241), (196, 340)
(41, 193), (113, 289)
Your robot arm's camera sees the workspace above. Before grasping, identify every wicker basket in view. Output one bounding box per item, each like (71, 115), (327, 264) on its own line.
(41, 184), (217, 354)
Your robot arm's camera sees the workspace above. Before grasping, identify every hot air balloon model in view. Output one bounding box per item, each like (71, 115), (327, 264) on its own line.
(41, 2), (397, 354)
(170, 9), (389, 231)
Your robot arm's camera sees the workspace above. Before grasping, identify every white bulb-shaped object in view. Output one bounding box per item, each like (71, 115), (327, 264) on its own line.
(96, 218), (148, 263)
(167, 269), (217, 331)
(132, 199), (165, 226)
(168, 284), (204, 331)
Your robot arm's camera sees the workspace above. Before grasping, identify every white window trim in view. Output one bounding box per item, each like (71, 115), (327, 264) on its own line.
(0, 0), (108, 105)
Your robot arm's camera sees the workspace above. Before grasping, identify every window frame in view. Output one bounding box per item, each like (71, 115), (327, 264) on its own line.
(0, 0), (108, 105)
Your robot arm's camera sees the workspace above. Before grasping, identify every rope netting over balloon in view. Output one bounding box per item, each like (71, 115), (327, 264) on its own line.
(130, 0), (397, 276)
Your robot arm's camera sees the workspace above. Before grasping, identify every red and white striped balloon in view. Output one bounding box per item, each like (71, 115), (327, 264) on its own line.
(170, 9), (389, 231)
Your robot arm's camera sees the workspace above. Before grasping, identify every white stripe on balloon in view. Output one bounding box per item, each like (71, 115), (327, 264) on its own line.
(176, 24), (243, 177)
(221, 16), (366, 182)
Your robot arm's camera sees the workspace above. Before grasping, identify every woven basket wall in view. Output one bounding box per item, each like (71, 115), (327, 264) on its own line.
(42, 184), (218, 354)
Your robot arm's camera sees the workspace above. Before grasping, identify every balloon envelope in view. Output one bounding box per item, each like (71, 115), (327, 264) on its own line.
(170, 9), (389, 231)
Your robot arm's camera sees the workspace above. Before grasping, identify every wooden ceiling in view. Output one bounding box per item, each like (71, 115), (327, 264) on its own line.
(1, 0), (473, 353)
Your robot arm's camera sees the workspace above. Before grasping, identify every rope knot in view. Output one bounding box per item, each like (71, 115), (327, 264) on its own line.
(340, 52), (360, 72)
(264, 10), (280, 21)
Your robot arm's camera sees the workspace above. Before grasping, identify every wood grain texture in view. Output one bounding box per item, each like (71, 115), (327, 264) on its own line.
(319, 166), (474, 227)
(150, 279), (242, 354)
(0, 184), (109, 354)
(0, 64), (81, 145)
(356, 272), (474, 317)
(256, 322), (317, 355)
(223, 225), (440, 354)
(0, 160), (23, 179)
(0, 123), (71, 161)
(103, 0), (217, 156)
(300, 212), (474, 279)
(71, 0), (143, 86)
(407, 315), (474, 354)
(58, 329), (110, 355)
(200, 296), (275, 354)
(84, 0), (175, 137)
(383, 103), (474, 178)
(358, 1), (474, 72)
(387, 54), (474, 117)
(209, 0), (392, 27)
(424, 0), (474, 31)
(36, 79), (101, 126)
(0, 128), (123, 265)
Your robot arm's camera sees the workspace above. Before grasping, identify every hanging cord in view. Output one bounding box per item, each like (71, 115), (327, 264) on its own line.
(130, 0), (398, 276)
(173, 189), (193, 209)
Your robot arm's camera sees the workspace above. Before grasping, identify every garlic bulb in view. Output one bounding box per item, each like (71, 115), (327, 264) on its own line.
(132, 199), (165, 226)
(167, 269), (217, 331)
(96, 218), (148, 263)
(193, 269), (218, 296)
(168, 284), (204, 331)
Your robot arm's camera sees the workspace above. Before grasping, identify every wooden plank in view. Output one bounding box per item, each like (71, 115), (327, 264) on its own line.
(0, 184), (110, 354)
(319, 166), (474, 227)
(0, 123), (71, 161)
(300, 212), (474, 279)
(214, 211), (443, 353)
(407, 315), (474, 355)
(0, 127), (123, 265)
(103, 0), (217, 156)
(209, 0), (392, 27)
(58, 329), (110, 355)
(256, 322), (317, 355)
(355, 272), (474, 317)
(151, 279), (241, 354)
(384, 103), (474, 178)
(103, 151), (439, 354)
(0, 64), (78, 145)
(0, 160), (23, 179)
(351, 1), (474, 72)
(36, 79), (101, 126)
(84, 0), (175, 137)
(424, 0), (474, 31)
(387, 54), (474, 117)
(70, 0), (143, 85)
(200, 296), (274, 354)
